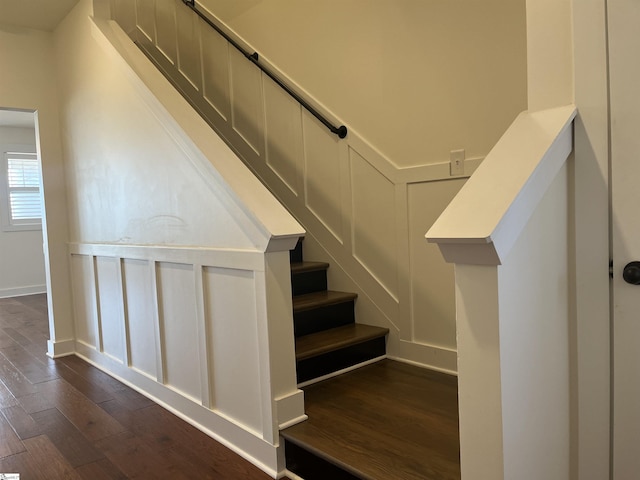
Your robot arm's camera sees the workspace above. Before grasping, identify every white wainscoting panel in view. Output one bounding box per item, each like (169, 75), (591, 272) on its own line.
(95, 256), (126, 364)
(204, 266), (262, 433)
(303, 114), (344, 243)
(201, 25), (231, 121)
(229, 48), (263, 155)
(69, 240), (303, 475)
(135, 0), (155, 42)
(264, 77), (303, 196)
(156, 261), (202, 402)
(176, 1), (202, 91)
(407, 179), (466, 350)
(350, 148), (398, 300)
(155, 0), (177, 65)
(112, 0), (136, 35)
(122, 258), (158, 379)
(70, 254), (99, 349)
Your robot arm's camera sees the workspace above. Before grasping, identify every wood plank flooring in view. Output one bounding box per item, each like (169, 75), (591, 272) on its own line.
(282, 359), (460, 480)
(0, 294), (286, 480)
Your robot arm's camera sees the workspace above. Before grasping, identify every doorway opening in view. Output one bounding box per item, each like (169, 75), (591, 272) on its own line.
(0, 107), (50, 332)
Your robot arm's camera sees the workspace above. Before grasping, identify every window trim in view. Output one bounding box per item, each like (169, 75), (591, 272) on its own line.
(0, 145), (42, 232)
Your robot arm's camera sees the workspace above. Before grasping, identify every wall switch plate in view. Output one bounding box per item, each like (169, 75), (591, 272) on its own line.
(450, 149), (465, 176)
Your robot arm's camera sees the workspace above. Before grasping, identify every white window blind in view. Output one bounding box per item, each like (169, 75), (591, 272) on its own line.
(2, 152), (41, 230)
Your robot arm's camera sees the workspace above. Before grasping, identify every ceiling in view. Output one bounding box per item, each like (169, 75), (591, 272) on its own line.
(0, 0), (80, 31)
(0, 110), (35, 129)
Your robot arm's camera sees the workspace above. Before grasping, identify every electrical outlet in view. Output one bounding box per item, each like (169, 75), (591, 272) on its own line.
(450, 149), (465, 176)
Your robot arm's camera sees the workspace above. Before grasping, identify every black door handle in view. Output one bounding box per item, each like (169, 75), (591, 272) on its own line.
(623, 261), (640, 285)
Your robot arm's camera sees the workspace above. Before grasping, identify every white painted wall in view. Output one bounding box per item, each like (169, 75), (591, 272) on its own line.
(0, 24), (74, 355)
(0, 126), (46, 297)
(198, 0), (528, 169)
(54, 9), (256, 247)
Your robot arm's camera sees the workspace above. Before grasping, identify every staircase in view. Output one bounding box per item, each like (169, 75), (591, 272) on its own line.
(106, 7), (460, 475)
(289, 239), (389, 385)
(285, 241), (460, 480)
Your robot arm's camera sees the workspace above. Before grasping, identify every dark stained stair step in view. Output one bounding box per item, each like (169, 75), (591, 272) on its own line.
(293, 291), (358, 337)
(295, 324), (389, 383)
(296, 324), (389, 361)
(293, 290), (357, 313)
(291, 261), (329, 296)
(291, 261), (330, 275)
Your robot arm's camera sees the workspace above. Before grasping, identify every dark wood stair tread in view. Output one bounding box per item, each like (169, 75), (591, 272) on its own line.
(291, 261), (330, 274)
(282, 360), (460, 480)
(296, 324), (389, 361)
(293, 290), (357, 313)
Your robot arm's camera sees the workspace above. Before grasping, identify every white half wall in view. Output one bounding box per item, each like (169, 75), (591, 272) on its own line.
(69, 243), (305, 476)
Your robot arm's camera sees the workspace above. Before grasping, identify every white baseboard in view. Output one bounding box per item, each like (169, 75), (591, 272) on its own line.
(282, 470), (305, 480)
(296, 355), (387, 388)
(0, 284), (46, 299)
(47, 339), (76, 358)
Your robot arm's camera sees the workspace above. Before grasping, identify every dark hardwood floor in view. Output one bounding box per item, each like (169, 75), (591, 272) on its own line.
(0, 294), (286, 480)
(282, 360), (460, 480)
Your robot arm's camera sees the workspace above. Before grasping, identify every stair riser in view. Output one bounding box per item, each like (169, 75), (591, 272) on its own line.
(290, 239), (304, 263)
(294, 301), (355, 337)
(292, 269), (328, 296)
(296, 337), (387, 383)
(284, 440), (360, 480)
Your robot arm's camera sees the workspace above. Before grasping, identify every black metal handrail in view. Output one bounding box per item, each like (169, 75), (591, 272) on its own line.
(182, 0), (347, 139)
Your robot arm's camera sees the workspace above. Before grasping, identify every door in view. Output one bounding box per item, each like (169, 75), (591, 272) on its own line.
(609, 0), (640, 477)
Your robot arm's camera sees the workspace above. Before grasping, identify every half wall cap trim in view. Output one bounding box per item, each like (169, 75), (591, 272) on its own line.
(426, 105), (576, 266)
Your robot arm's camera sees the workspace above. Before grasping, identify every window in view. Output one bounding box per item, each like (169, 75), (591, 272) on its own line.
(1, 151), (42, 231)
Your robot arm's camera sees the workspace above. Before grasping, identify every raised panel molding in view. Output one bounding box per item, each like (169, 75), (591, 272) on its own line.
(135, 0), (155, 42)
(112, 0), (136, 35)
(204, 267), (263, 432)
(70, 254), (99, 349)
(122, 258), (158, 378)
(229, 49), (264, 155)
(407, 179), (466, 351)
(156, 261), (201, 402)
(176, 1), (202, 91)
(264, 77), (303, 196)
(350, 148), (399, 300)
(303, 114), (344, 243)
(201, 24), (231, 121)
(155, 0), (177, 65)
(95, 256), (126, 364)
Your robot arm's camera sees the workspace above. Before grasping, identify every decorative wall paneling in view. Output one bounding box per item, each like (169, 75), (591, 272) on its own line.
(69, 242), (305, 475)
(112, 0), (485, 373)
